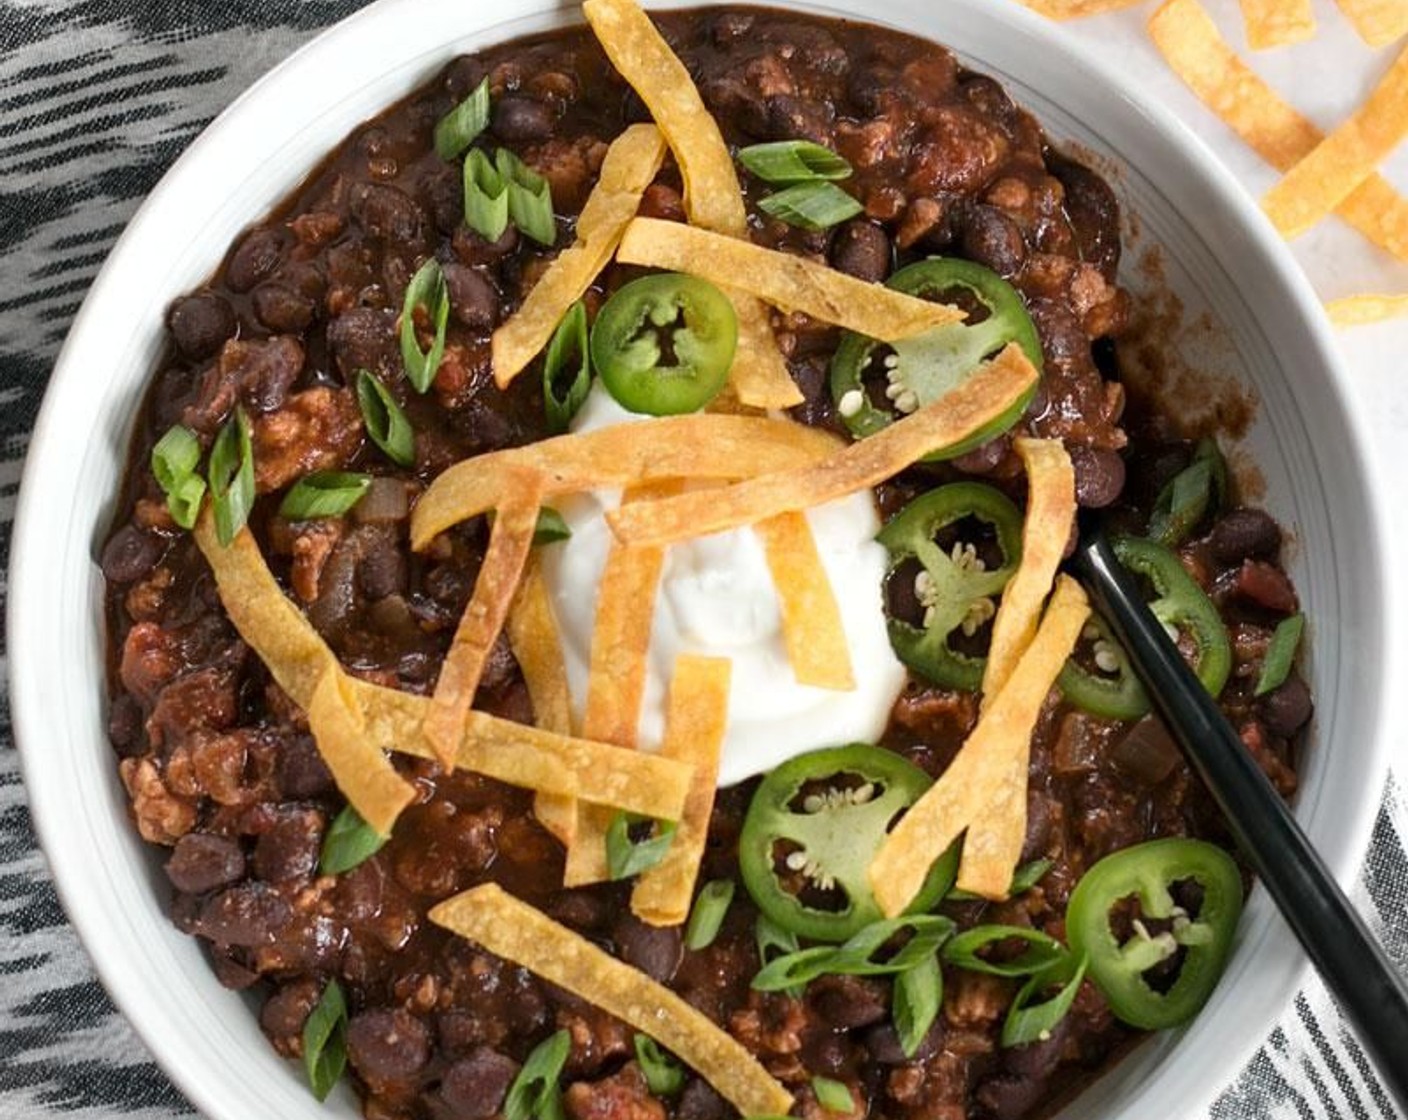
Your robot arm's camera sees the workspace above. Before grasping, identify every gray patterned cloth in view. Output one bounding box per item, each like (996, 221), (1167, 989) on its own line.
(0, 2), (1404, 1117)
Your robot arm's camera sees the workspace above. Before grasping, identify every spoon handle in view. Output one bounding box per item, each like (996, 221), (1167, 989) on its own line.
(1070, 527), (1408, 1112)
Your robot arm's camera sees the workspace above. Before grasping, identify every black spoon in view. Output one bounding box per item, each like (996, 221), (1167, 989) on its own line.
(1069, 522), (1408, 1112)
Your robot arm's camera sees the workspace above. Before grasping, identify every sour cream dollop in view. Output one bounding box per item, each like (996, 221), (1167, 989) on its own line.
(540, 385), (907, 786)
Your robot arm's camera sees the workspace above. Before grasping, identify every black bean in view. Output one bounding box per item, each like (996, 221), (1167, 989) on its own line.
(227, 228), (284, 293)
(211, 949), (260, 991)
(252, 283), (315, 334)
(957, 203), (1026, 278)
(830, 220), (891, 283)
(253, 808), (323, 883)
(976, 1073), (1048, 1120)
(167, 293), (238, 360)
(442, 56), (488, 100)
(1004, 1020), (1069, 1079)
(423, 164), (464, 236)
(260, 977), (320, 1045)
(452, 222), (520, 266)
(347, 1008), (432, 1083)
(613, 913), (683, 983)
(1260, 672), (1313, 737)
(357, 528), (409, 601)
(811, 975), (888, 1029)
(439, 1048), (519, 1117)
(101, 525), (164, 584)
(491, 95), (556, 142)
(1209, 508), (1282, 565)
(950, 433), (1011, 477)
(1069, 445), (1126, 508)
(238, 336), (306, 414)
(712, 11), (755, 46)
(761, 93), (833, 144)
(107, 694), (146, 758)
(166, 833), (246, 894)
(349, 182), (425, 244)
(548, 892), (610, 932)
(328, 306), (398, 380)
(1049, 152), (1121, 281)
(442, 261), (500, 331)
(864, 1016), (944, 1064)
(194, 883), (291, 945)
(276, 734), (336, 799)
(959, 74), (1018, 128)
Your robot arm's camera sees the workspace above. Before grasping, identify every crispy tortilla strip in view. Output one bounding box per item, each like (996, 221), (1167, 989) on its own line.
(1018, 0), (1149, 17)
(425, 471), (545, 767)
(754, 511), (855, 690)
(870, 577), (1089, 913)
(617, 218), (962, 341)
(609, 344), (1039, 548)
(410, 414), (842, 550)
(1334, 0), (1408, 48)
(307, 670), (416, 837)
(581, 0), (799, 408)
(1260, 44), (1408, 239)
(1149, 0), (1408, 260)
(981, 439), (1076, 700)
(563, 480), (678, 886)
(1240, 0), (1316, 48)
(507, 558), (578, 843)
(492, 124), (667, 388)
(430, 884), (793, 1116)
(632, 655), (732, 926)
(1326, 292), (1408, 325)
(194, 511), (692, 821)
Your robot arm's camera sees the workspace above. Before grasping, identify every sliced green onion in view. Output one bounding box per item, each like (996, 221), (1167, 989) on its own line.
(435, 77), (490, 161)
(401, 257), (451, 394)
(633, 1035), (685, 1097)
(355, 370), (416, 468)
(942, 925), (1069, 979)
(685, 879), (735, 951)
(1148, 438), (1227, 547)
(755, 914), (804, 999)
(1256, 612), (1306, 696)
(812, 1077), (854, 1113)
(752, 914), (956, 992)
(948, 858), (1053, 902)
(1001, 954), (1088, 1049)
(166, 473), (208, 531)
(893, 951), (942, 1059)
(738, 140), (853, 184)
(465, 149), (511, 242)
(302, 979), (348, 1101)
(279, 470), (372, 521)
(208, 407), (254, 546)
(544, 300), (591, 434)
(533, 507), (572, 546)
(152, 424), (201, 492)
(320, 804), (389, 876)
(605, 813), (678, 880)
(496, 148), (557, 246)
(504, 1029), (570, 1120)
(757, 182), (863, 232)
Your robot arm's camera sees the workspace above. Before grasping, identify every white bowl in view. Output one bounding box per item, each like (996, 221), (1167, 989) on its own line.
(8, 1), (1394, 1118)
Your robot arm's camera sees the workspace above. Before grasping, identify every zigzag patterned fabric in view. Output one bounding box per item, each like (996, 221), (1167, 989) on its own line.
(1, 2), (1404, 1117)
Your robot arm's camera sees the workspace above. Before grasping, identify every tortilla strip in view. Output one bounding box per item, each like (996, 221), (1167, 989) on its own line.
(410, 414), (842, 550)
(561, 480), (679, 883)
(617, 217), (963, 341)
(425, 470), (545, 767)
(870, 577), (1089, 913)
(632, 655), (732, 926)
(1260, 44), (1408, 239)
(608, 344), (1039, 548)
(193, 515), (692, 822)
(1018, 0), (1148, 18)
(981, 439), (1076, 700)
(1149, 0), (1408, 260)
(307, 670), (416, 837)
(581, 0), (800, 409)
(507, 557), (578, 843)
(1334, 0), (1408, 48)
(431, 884), (793, 1115)
(754, 511), (855, 691)
(1326, 292), (1408, 326)
(1239, 0), (1316, 49)
(492, 124), (668, 388)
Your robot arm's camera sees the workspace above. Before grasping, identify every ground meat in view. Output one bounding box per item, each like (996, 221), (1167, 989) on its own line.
(565, 1065), (666, 1120)
(252, 388), (364, 492)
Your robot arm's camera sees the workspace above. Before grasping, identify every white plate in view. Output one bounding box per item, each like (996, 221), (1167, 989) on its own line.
(8, 1), (1395, 1118)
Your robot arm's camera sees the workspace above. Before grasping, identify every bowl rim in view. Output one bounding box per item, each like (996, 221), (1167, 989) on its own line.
(8, 0), (1395, 1117)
